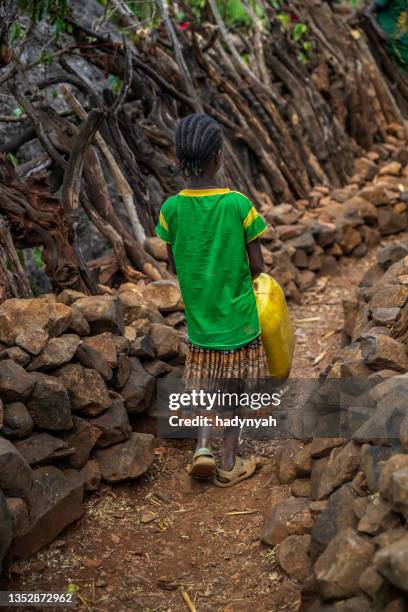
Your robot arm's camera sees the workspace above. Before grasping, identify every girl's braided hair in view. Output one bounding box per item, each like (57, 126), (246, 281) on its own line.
(174, 113), (223, 177)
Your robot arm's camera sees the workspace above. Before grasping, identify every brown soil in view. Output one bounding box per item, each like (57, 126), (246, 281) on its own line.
(0, 240), (399, 612)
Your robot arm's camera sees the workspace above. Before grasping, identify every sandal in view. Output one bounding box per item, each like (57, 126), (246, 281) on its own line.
(187, 448), (216, 479)
(213, 456), (259, 488)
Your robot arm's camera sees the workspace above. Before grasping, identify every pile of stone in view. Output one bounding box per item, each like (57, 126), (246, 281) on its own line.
(0, 279), (186, 570)
(261, 243), (408, 610)
(260, 124), (408, 301)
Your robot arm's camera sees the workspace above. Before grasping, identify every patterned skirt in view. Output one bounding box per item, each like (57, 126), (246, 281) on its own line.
(182, 335), (267, 397)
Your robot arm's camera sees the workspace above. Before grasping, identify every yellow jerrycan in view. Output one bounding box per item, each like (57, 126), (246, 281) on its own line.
(253, 273), (295, 378)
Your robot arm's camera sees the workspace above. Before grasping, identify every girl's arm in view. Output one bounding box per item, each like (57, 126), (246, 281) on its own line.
(167, 243), (176, 275)
(247, 238), (264, 279)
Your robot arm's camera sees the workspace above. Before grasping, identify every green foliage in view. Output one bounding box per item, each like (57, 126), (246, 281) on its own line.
(6, 153), (18, 168)
(17, 0), (71, 40)
(8, 21), (25, 44)
(108, 74), (122, 93)
(33, 246), (44, 270)
(11, 106), (23, 118)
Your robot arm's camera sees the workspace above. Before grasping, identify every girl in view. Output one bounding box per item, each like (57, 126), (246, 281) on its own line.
(156, 113), (268, 487)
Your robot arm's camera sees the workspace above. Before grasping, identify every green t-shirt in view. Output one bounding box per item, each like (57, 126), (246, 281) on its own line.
(155, 188), (268, 350)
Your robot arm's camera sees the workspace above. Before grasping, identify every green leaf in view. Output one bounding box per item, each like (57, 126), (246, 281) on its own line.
(6, 153), (18, 168)
(292, 23), (308, 42)
(51, 90), (58, 99)
(11, 106), (23, 118)
(277, 13), (290, 29)
(33, 247), (44, 270)
(108, 74), (122, 93)
(8, 21), (24, 44)
(66, 583), (80, 594)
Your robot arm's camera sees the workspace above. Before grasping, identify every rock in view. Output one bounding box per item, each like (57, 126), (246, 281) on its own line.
(287, 476), (308, 498)
(278, 440), (304, 483)
(3, 402), (33, 439)
(359, 185), (395, 206)
(144, 236), (168, 261)
(379, 454), (408, 499)
(310, 484), (357, 559)
(28, 334), (81, 371)
(276, 534), (312, 581)
(57, 289), (86, 306)
(309, 499), (328, 516)
(0, 345), (30, 367)
(299, 270), (316, 290)
(288, 231), (315, 252)
(379, 161), (402, 176)
(94, 432), (154, 482)
(0, 436), (32, 498)
(374, 527), (408, 549)
(84, 333), (117, 369)
(360, 444), (394, 492)
(0, 359), (34, 401)
(113, 335), (130, 354)
(314, 527), (375, 600)
(344, 196), (378, 224)
(310, 456), (330, 501)
(357, 495), (399, 535)
(75, 343), (112, 382)
(121, 358), (156, 413)
(6, 497), (29, 538)
(0, 490), (12, 572)
(354, 158), (378, 181)
(361, 335), (408, 372)
(55, 364), (111, 417)
(90, 398), (131, 448)
(62, 417), (102, 469)
(143, 359), (173, 377)
(309, 438), (346, 458)
(375, 535), (408, 592)
(336, 222), (362, 254)
(377, 207), (407, 235)
(316, 442), (361, 499)
(131, 335), (155, 360)
(11, 466), (84, 558)
(0, 399), (3, 429)
(311, 222), (337, 247)
(267, 203), (302, 225)
(260, 497), (312, 545)
(0, 298), (71, 346)
(15, 328), (49, 355)
(165, 312), (185, 328)
(358, 565), (384, 600)
(72, 296), (124, 335)
(143, 280), (183, 312)
(118, 291), (164, 325)
(149, 323), (179, 359)
(388, 465), (408, 518)
(80, 459), (101, 492)
(377, 243), (408, 270)
(15, 432), (74, 466)
(293, 445), (313, 477)
(113, 353), (131, 389)
(68, 308), (90, 336)
(26, 373), (72, 431)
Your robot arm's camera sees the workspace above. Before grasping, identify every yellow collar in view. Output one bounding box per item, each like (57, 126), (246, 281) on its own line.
(178, 188), (230, 197)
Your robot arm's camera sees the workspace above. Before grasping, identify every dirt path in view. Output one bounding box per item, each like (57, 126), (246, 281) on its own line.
(0, 243), (396, 612)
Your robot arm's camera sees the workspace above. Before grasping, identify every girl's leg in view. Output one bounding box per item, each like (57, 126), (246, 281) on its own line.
(220, 425), (240, 471)
(196, 423), (212, 450)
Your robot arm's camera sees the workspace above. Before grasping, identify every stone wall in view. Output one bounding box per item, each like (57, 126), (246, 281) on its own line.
(261, 244), (408, 610)
(0, 280), (186, 569)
